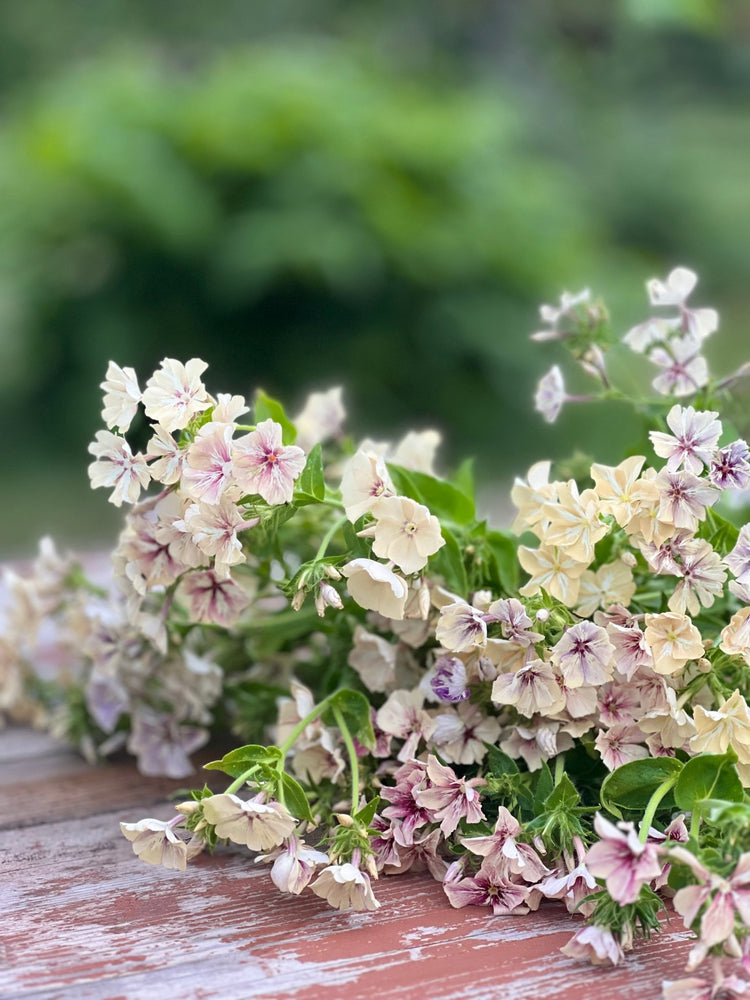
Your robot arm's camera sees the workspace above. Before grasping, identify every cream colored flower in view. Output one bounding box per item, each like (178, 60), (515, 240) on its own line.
(342, 559), (408, 619)
(367, 495), (444, 574)
(574, 560), (636, 617)
(88, 430), (151, 507)
(310, 863), (381, 912)
(390, 430), (442, 475)
(720, 607), (750, 665)
(541, 480), (607, 564)
(518, 544), (588, 607)
(202, 793), (296, 851)
(590, 456), (646, 527)
(100, 361), (142, 432)
(623, 469), (675, 546)
(639, 687), (696, 749)
(340, 449), (394, 522)
(120, 818), (193, 870)
(691, 690), (750, 783)
(644, 612), (704, 675)
(510, 460), (556, 536)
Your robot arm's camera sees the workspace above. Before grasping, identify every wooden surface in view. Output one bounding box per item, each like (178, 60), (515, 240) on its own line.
(0, 725), (698, 1000)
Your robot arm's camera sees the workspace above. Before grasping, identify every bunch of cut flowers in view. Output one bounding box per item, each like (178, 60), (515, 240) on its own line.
(6, 267), (750, 998)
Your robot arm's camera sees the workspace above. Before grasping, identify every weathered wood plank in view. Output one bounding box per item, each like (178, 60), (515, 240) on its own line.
(1, 800), (694, 1000)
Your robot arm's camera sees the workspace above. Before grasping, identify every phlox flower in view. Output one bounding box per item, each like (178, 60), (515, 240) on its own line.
(390, 429), (442, 475)
(518, 544), (588, 607)
(429, 700), (500, 766)
(430, 654), (471, 703)
(623, 316), (677, 354)
(443, 859), (531, 915)
(342, 558), (408, 620)
(310, 862), (381, 912)
(667, 540), (726, 616)
(100, 361), (142, 432)
(202, 793), (296, 851)
(293, 386), (345, 452)
(656, 469), (719, 531)
(491, 658), (565, 717)
(376, 689), (436, 762)
(710, 440), (750, 491)
(179, 570), (250, 626)
(211, 392), (249, 424)
(650, 334), (709, 397)
(720, 607), (750, 665)
(538, 840), (597, 916)
(381, 827), (448, 881)
(590, 455), (647, 527)
(560, 925), (625, 966)
(314, 581), (343, 617)
(461, 806), (549, 881)
(691, 690), (750, 783)
(647, 266), (698, 307)
(550, 621), (614, 688)
(435, 601), (487, 652)
(233, 419), (306, 505)
(379, 759), (432, 844)
(414, 755), (485, 836)
(585, 813), (662, 905)
(181, 498), (253, 576)
(639, 687), (696, 750)
(126, 709), (208, 778)
(575, 560), (636, 617)
(500, 721), (573, 772)
(348, 625), (398, 693)
(542, 480), (607, 564)
(532, 288), (591, 339)
(182, 423), (237, 504)
(485, 597), (543, 644)
(88, 430), (151, 507)
(595, 723), (648, 771)
(674, 853), (750, 953)
(644, 612), (704, 675)
(120, 817), (198, 871)
(649, 404), (722, 474)
(257, 834), (329, 894)
(366, 495), (444, 575)
(146, 424), (187, 485)
(663, 975), (750, 1000)
(276, 682), (345, 784)
(534, 365), (566, 423)
(141, 357), (211, 432)
(726, 525), (750, 588)
(340, 448), (395, 522)
(510, 460), (556, 536)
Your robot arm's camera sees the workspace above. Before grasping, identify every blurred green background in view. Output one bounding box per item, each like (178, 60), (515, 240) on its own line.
(2, 0), (749, 556)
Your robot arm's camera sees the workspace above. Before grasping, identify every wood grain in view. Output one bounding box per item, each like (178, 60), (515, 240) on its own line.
(0, 725), (696, 1000)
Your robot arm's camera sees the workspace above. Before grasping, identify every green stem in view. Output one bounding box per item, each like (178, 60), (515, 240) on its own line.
(554, 753), (566, 786)
(333, 704), (360, 815)
(314, 515), (348, 562)
(638, 775), (679, 843)
(689, 805), (702, 842)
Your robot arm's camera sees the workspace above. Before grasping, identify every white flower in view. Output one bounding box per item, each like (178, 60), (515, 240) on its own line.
(120, 818), (192, 870)
(100, 361), (142, 432)
(367, 495), (444, 574)
(180, 498), (253, 575)
(340, 449), (394, 522)
(233, 419), (306, 505)
(390, 430), (442, 475)
(88, 430), (151, 506)
(342, 558), (408, 619)
(649, 404), (722, 474)
(202, 793), (296, 851)
(650, 335), (709, 397)
(534, 365), (566, 423)
(647, 266), (697, 307)
(310, 863), (381, 912)
(293, 387), (345, 452)
(146, 424), (187, 485)
(141, 357), (211, 432)
(348, 625), (397, 692)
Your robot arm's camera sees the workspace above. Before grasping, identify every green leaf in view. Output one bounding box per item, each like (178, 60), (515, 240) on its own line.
(485, 529), (519, 594)
(254, 389), (297, 445)
(544, 773), (580, 811)
(278, 771), (314, 821)
(294, 443), (325, 505)
(483, 744), (519, 777)
(533, 762), (554, 811)
(204, 744), (282, 778)
(324, 688), (375, 749)
(673, 752), (744, 812)
(431, 526), (468, 596)
(354, 796), (381, 828)
(600, 757), (682, 819)
(698, 507), (740, 557)
(387, 464), (475, 524)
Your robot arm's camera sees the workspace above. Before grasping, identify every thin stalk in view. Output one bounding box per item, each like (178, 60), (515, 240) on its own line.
(314, 515), (348, 563)
(333, 704), (360, 815)
(638, 775), (679, 843)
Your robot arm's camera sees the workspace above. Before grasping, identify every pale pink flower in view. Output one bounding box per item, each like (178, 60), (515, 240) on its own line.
(141, 357), (211, 432)
(668, 540), (726, 616)
(146, 424), (187, 485)
(607, 622), (653, 681)
(674, 853), (750, 950)
(435, 601), (487, 652)
(310, 862), (381, 912)
(443, 860), (531, 915)
(181, 498), (253, 576)
(595, 723), (648, 771)
(623, 316), (677, 354)
(663, 975), (750, 1000)
(726, 525), (750, 588)
(314, 580), (343, 617)
(293, 386), (345, 452)
(500, 722), (573, 771)
(233, 419), (305, 505)
(340, 448), (395, 522)
(180, 570), (250, 626)
(257, 834), (329, 894)
(390, 430), (442, 475)
(639, 687), (696, 751)
(650, 334), (709, 397)
(182, 423), (236, 504)
(691, 690), (750, 778)
(429, 700), (500, 766)
(461, 806), (549, 881)
(341, 558), (408, 619)
(211, 392), (248, 424)
(656, 468), (719, 530)
(101, 361), (141, 432)
(379, 759), (432, 844)
(88, 430), (151, 506)
(590, 455), (646, 527)
(366, 495), (444, 574)
(376, 689), (437, 763)
(491, 658), (565, 717)
(414, 755), (485, 835)
(720, 607), (750, 664)
(551, 621), (614, 688)
(120, 817), (195, 871)
(597, 682), (639, 727)
(538, 841), (597, 916)
(486, 597), (543, 644)
(202, 793), (296, 851)
(649, 404), (722, 474)
(348, 625), (397, 692)
(382, 827), (448, 881)
(560, 925), (625, 966)
(585, 813), (662, 904)
(534, 365), (566, 423)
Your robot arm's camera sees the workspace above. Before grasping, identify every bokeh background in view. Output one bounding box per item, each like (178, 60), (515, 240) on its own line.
(2, 0), (749, 556)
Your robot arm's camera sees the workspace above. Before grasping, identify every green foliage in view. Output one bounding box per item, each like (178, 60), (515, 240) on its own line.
(323, 689), (375, 749)
(204, 743), (283, 778)
(673, 751), (744, 812)
(600, 757), (681, 819)
(254, 390), (297, 445)
(294, 444), (326, 505)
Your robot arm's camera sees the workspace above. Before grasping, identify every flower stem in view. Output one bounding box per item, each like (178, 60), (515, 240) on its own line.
(314, 515), (348, 563)
(332, 704), (360, 815)
(278, 692), (337, 759)
(638, 774), (679, 843)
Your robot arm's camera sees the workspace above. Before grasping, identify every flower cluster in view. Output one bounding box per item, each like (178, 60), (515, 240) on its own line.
(6, 267), (750, 998)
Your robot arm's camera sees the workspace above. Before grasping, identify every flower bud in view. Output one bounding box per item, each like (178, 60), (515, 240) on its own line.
(620, 550), (637, 568)
(174, 800), (199, 816)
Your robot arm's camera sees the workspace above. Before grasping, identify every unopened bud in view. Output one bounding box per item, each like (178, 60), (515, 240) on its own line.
(536, 608), (550, 623)
(292, 589), (306, 611)
(697, 657), (712, 673)
(620, 550), (637, 568)
(315, 581), (343, 617)
(334, 813), (354, 828)
(174, 800), (199, 815)
(324, 564), (342, 580)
